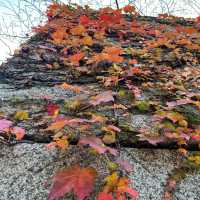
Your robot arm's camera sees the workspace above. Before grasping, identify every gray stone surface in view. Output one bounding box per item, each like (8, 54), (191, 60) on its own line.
(0, 143), (200, 200)
(0, 84), (200, 200)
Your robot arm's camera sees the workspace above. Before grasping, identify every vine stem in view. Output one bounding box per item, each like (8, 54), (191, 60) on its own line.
(115, 0), (119, 9)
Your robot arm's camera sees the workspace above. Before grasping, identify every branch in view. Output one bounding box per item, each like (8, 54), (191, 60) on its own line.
(115, 0), (119, 9)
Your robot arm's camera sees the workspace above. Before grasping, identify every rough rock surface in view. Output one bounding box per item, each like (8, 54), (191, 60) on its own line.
(0, 143), (200, 200)
(0, 5), (200, 200)
(0, 84), (200, 200)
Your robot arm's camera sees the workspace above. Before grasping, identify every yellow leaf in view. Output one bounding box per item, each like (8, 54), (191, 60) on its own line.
(103, 132), (116, 144)
(14, 111), (29, 121)
(45, 120), (68, 131)
(55, 136), (69, 149)
(81, 36), (93, 46)
(103, 172), (119, 193)
(188, 155), (200, 166)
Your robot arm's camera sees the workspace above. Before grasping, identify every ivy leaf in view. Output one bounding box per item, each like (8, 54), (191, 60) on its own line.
(48, 165), (97, 200)
(79, 136), (118, 156)
(89, 91), (114, 106)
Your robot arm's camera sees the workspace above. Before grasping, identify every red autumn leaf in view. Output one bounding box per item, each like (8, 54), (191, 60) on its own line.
(46, 3), (60, 18)
(191, 135), (200, 140)
(123, 5), (135, 13)
(197, 16), (200, 22)
(11, 126), (25, 140)
(89, 91), (114, 106)
(80, 15), (90, 25)
(131, 67), (141, 74)
(98, 192), (113, 200)
(79, 136), (118, 156)
(47, 103), (60, 116)
(128, 59), (138, 65)
(69, 52), (85, 64)
(48, 165), (97, 200)
(99, 14), (112, 23)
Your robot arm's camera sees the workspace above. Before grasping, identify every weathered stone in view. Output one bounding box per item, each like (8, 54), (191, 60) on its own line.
(0, 143), (200, 200)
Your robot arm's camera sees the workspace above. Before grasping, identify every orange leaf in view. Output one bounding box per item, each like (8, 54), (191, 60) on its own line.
(44, 119), (68, 131)
(12, 127), (25, 140)
(103, 46), (123, 55)
(131, 67), (141, 74)
(70, 25), (86, 35)
(51, 28), (68, 44)
(69, 52), (85, 64)
(48, 165), (97, 200)
(56, 83), (82, 93)
(81, 36), (93, 46)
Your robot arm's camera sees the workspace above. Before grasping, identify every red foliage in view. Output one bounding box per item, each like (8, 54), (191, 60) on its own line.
(48, 165), (97, 200)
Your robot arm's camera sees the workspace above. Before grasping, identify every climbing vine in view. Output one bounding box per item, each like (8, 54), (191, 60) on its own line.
(0, 1), (200, 200)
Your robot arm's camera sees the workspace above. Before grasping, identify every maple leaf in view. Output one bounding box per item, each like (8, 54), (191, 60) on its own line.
(51, 28), (68, 44)
(103, 173), (138, 200)
(81, 36), (93, 46)
(47, 136), (69, 150)
(44, 119), (68, 131)
(56, 83), (82, 93)
(11, 127), (25, 140)
(14, 111), (29, 121)
(46, 3), (60, 18)
(79, 136), (118, 156)
(103, 47), (123, 55)
(0, 119), (13, 131)
(70, 25), (86, 36)
(123, 5), (135, 13)
(47, 103), (60, 116)
(80, 15), (90, 25)
(48, 165), (97, 200)
(98, 192), (113, 200)
(69, 52), (85, 64)
(116, 177), (138, 200)
(131, 67), (141, 74)
(89, 91), (114, 106)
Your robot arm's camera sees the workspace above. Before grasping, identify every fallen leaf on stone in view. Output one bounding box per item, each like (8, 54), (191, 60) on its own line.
(48, 165), (97, 200)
